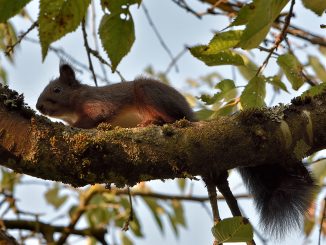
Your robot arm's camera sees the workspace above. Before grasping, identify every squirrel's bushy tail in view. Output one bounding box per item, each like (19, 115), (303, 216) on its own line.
(238, 163), (315, 237)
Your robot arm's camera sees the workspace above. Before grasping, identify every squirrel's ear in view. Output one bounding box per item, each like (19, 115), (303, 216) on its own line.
(59, 64), (79, 86)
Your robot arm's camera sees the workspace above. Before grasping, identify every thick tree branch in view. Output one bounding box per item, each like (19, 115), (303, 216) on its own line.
(0, 84), (325, 187)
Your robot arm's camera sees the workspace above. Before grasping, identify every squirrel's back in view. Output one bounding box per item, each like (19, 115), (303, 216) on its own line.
(36, 64), (194, 128)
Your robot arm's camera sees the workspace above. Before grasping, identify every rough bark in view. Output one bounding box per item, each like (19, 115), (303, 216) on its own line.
(0, 84), (325, 187)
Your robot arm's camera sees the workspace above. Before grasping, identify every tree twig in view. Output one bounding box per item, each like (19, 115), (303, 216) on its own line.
(122, 187), (134, 231)
(142, 4), (179, 73)
(113, 187), (251, 202)
(81, 18), (98, 87)
(2, 219), (107, 244)
(171, 0), (202, 18)
(256, 0), (296, 76)
(88, 48), (126, 82)
(164, 46), (188, 75)
(23, 37), (109, 83)
(5, 21), (38, 56)
(56, 186), (100, 245)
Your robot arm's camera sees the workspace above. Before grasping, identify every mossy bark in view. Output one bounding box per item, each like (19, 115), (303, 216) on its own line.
(0, 85), (325, 187)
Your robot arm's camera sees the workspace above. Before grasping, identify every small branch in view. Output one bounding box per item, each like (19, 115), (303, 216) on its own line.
(88, 48), (126, 82)
(164, 46), (188, 75)
(56, 186), (100, 244)
(200, 0), (227, 16)
(273, 22), (326, 47)
(284, 36), (319, 86)
(256, 0), (296, 76)
(23, 37), (109, 83)
(2, 219), (107, 243)
(142, 4), (179, 73)
(171, 0), (202, 18)
(257, 46), (279, 55)
(5, 21), (38, 56)
(81, 18), (98, 87)
(112, 187), (251, 202)
(122, 187), (134, 231)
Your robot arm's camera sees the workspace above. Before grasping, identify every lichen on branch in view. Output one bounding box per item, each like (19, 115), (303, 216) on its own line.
(0, 84), (325, 187)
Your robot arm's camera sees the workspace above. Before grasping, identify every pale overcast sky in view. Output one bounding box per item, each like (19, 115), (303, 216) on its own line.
(2, 0), (325, 244)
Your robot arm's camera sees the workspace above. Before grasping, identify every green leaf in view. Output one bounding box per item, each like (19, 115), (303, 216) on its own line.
(167, 213), (179, 237)
(208, 30), (243, 51)
(211, 101), (238, 117)
(142, 197), (164, 233)
(129, 212), (143, 237)
(0, 22), (18, 62)
(0, 63), (7, 85)
(237, 54), (258, 80)
(312, 159), (326, 185)
(302, 0), (326, 16)
(99, 12), (135, 72)
(189, 30), (244, 66)
(86, 193), (111, 227)
(39, 0), (90, 60)
(230, 3), (255, 26)
(277, 53), (305, 90)
(212, 217), (253, 243)
(121, 233), (133, 245)
(199, 72), (223, 87)
(0, 168), (20, 192)
(0, 0), (32, 23)
(101, 0), (142, 12)
(266, 75), (288, 92)
(215, 79), (236, 92)
(195, 109), (214, 120)
(199, 93), (220, 105)
(302, 83), (326, 97)
(177, 179), (187, 193)
(215, 79), (237, 101)
(86, 237), (97, 245)
(199, 79), (237, 106)
(171, 199), (186, 227)
(189, 30), (243, 63)
(319, 46), (326, 57)
(44, 185), (68, 210)
(240, 76), (266, 109)
(239, 0), (289, 49)
(308, 55), (326, 82)
(189, 46), (244, 66)
(68, 205), (78, 219)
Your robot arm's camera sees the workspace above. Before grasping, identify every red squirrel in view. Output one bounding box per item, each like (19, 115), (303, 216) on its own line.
(36, 64), (195, 128)
(36, 64), (315, 238)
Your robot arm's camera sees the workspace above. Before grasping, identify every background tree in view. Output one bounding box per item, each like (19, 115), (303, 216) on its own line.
(0, 0), (326, 244)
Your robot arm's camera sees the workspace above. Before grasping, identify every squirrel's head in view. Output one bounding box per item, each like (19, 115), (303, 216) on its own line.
(36, 64), (81, 120)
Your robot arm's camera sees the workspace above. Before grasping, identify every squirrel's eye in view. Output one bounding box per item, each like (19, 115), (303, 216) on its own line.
(53, 87), (62, 93)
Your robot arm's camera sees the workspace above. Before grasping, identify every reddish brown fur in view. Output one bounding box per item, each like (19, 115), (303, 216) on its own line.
(36, 64), (194, 129)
